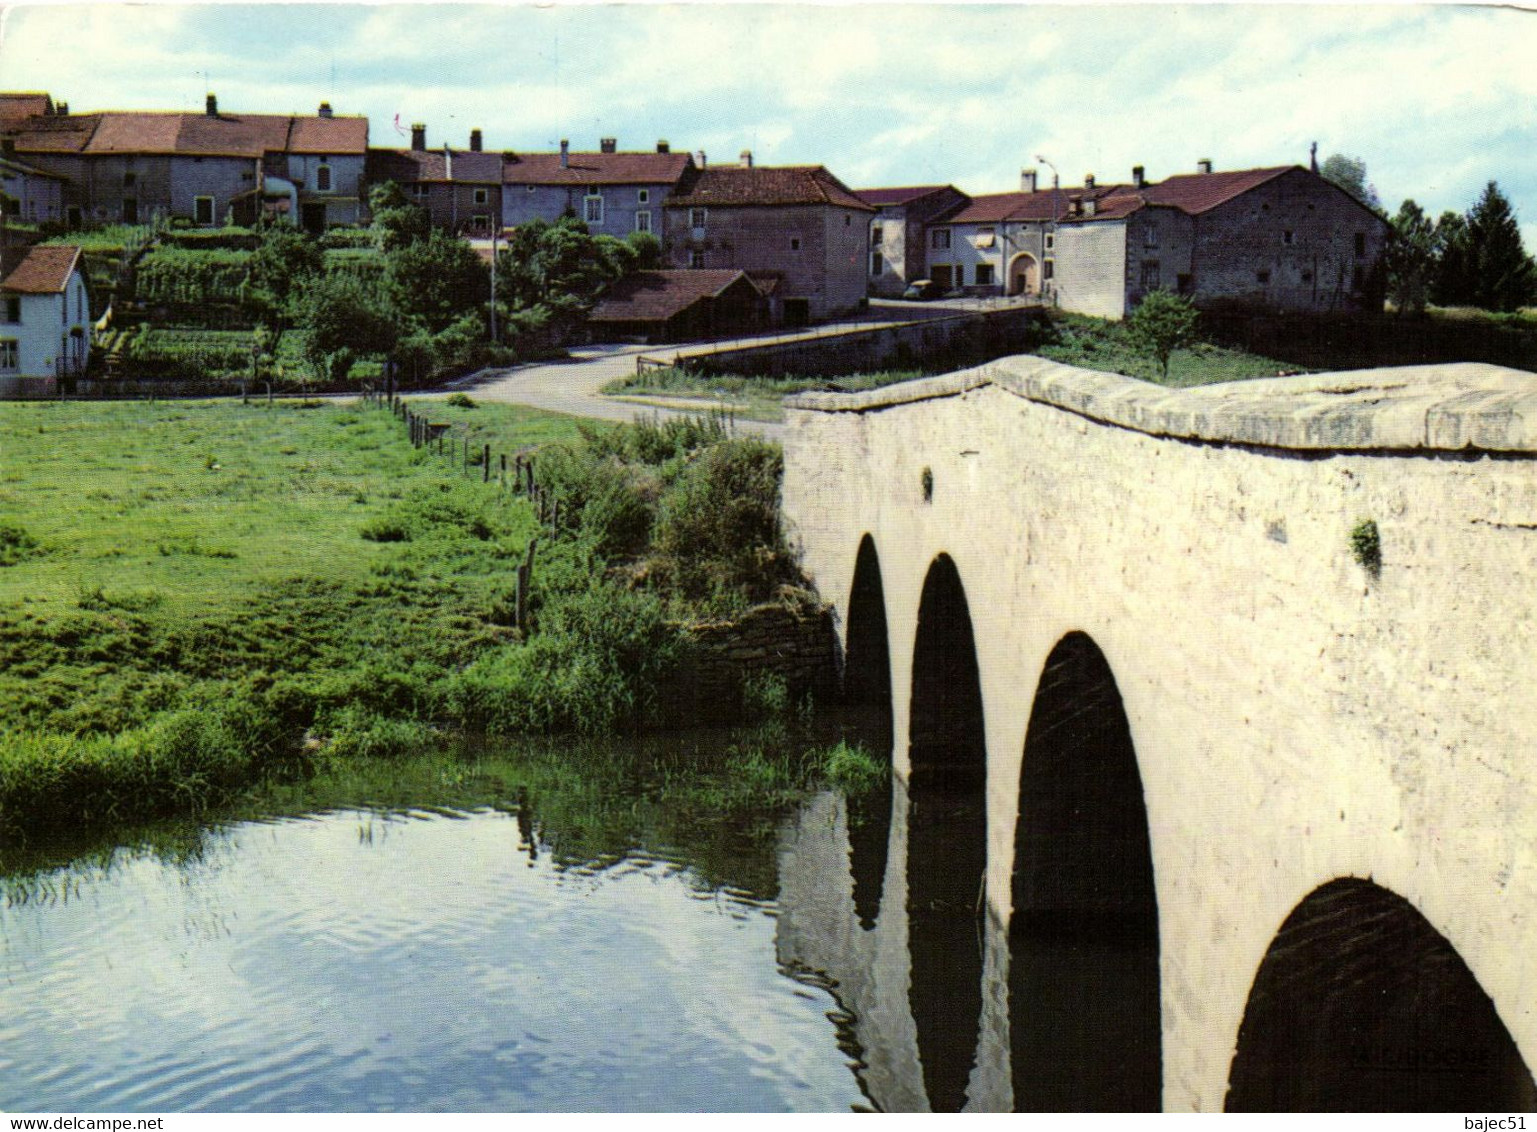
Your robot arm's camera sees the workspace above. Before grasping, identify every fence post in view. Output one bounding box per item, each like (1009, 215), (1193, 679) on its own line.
(500, 452), (507, 487)
(483, 444), (491, 483)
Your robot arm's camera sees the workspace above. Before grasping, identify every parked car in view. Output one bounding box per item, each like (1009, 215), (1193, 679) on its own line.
(902, 279), (940, 301)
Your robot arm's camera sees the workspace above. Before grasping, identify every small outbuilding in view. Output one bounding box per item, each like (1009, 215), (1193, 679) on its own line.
(1, 243), (90, 396)
(587, 268), (766, 343)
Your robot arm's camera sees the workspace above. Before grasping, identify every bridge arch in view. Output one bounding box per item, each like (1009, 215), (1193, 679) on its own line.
(842, 533), (894, 932)
(906, 552), (988, 1111)
(1009, 631), (1161, 1110)
(1226, 877), (1537, 1111)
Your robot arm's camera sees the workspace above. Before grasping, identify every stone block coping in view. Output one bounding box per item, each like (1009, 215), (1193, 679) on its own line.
(785, 356), (1537, 455)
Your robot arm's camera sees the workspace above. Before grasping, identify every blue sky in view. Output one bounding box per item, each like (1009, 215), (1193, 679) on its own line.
(2, 3), (1534, 245)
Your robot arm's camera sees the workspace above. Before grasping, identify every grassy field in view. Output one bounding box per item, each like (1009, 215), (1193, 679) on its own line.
(602, 367), (932, 421)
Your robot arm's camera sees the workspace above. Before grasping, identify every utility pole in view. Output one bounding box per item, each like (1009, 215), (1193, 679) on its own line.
(489, 223), (498, 344)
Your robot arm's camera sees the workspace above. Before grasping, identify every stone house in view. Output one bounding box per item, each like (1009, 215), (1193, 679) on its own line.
(1, 145), (66, 223)
(0, 244), (90, 395)
(367, 124), (502, 236)
(857, 184), (969, 297)
(501, 139), (694, 241)
(1, 94), (368, 232)
(663, 159), (874, 324)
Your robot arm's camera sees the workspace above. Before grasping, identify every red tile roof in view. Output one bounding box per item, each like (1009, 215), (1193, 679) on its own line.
(588, 269), (760, 323)
(667, 165), (874, 210)
(858, 184), (956, 207)
(502, 150), (693, 187)
(5, 109), (367, 158)
(0, 92), (54, 123)
(1140, 166), (1295, 214)
(368, 147), (503, 184)
(1, 245), (83, 294)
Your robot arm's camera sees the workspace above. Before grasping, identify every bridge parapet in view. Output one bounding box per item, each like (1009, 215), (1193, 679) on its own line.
(789, 356), (1537, 453)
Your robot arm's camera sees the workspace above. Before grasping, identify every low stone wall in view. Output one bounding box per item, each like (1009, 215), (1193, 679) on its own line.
(0, 376), (58, 398)
(658, 601), (839, 726)
(681, 307), (1049, 379)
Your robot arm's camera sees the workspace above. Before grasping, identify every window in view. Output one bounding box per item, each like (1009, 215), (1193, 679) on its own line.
(931, 229), (950, 250)
(870, 250), (883, 276)
(689, 207), (707, 229)
(123, 171), (136, 187)
(975, 263), (995, 286)
(1140, 260), (1161, 289)
(2, 296), (19, 323)
(241, 171), (255, 182)
(473, 188), (489, 205)
(471, 214), (491, 230)
(1144, 223), (1159, 248)
(974, 226), (996, 249)
(121, 199), (137, 224)
(638, 189), (649, 204)
(844, 214), (851, 226)
(1355, 232), (1367, 258)
(316, 164), (332, 192)
(1043, 258), (1055, 280)
(1256, 269), (1271, 285)
(583, 193), (603, 224)
(0, 340), (17, 370)
(689, 250), (705, 269)
(411, 183), (430, 200)
(871, 224), (883, 244)
(194, 196), (215, 226)
(1281, 230), (1294, 246)
(1177, 273), (1193, 295)
(634, 210), (651, 233)
(1045, 232), (1055, 250)
(789, 236), (801, 251)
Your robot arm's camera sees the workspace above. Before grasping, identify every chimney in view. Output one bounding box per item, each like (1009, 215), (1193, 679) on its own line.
(560, 138), (569, 168)
(739, 150), (753, 169)
(205, 93), (218, 118)
(1084, 173), (1095, 190)
(1021, 167), (1038, 193)
(470, 129), (482, 153)
(656, 139), (670, 154)
(55, 101), (68, 117)
(1197, 158), (1213, 174)
(600, 137), (617, 154)
(1133, 165), (1146, 189)
(318, 102), (333, 119)
(696, 150), (706, 169)
(1083, 198), (1097, 217)
(502, 150), (517, 163)
(1310, 141), (1318, 174)
(411, 123), (426, 151)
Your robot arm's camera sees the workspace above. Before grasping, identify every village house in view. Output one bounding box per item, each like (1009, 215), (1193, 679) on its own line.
(0, 244), (90, 395)
(366, 124), (501, 236)
(586, 268), (767, 343)
(663, 157), (873, 325)
(0, 94), (368, 232)
(1, 144), (66, 223)
(857, 184), (969, 297)
(501, 139), (693, 240)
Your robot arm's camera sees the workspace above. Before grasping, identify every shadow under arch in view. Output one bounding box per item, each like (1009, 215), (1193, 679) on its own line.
(906, 553), (988, 1112)
(842, 534), (894, 933)
(1226, 877), (1537, 1112)
(1010, 631), (1161, 1111)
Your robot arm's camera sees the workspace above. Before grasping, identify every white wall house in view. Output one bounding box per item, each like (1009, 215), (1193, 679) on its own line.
(0, 244), (90, 395)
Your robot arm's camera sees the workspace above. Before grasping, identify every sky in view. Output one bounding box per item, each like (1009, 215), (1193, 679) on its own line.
(1, 2), (1534, 247)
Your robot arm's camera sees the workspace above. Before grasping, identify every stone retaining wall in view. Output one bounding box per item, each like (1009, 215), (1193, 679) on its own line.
(658, 601), (838, 726)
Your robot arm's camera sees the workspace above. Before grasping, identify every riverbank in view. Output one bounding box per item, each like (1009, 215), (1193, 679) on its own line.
(0, 398), (870, 845)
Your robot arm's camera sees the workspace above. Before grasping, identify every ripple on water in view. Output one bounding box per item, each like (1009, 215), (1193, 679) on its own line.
(0, 808), (868, 1113)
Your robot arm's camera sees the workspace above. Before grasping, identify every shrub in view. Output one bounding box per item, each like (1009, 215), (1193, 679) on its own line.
(446, 392), (477, 408)
(0, 524), (40, 567)
(135, 247), (253, 307)
(819, 740), (889, 794)
(360, 518), (410, 543)
(1350, 518), (1382, 575)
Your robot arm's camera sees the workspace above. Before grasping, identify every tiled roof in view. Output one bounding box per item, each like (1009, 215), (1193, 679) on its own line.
(667, 165), (874, 210)
(6, 110), (367, 158)
(368, 147), (503, 184)
(0, 245), (82, 294)
(502, 150), (693, 187)
(588, 269), (760, 323)
(1140, 166), (1296, 214)
(0, 92), (53, 122)
(858, 184), (956, 207)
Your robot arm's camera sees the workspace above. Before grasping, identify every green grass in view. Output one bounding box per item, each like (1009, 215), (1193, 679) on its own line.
(1034, 313), (1308, 387)
(42, 224), (153, 254)
(602, 366), (930, 421)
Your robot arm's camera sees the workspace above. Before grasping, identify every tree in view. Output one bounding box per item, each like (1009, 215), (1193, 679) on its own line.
(1462, 181), (1537, 313)
(494, 215), (635, 344)
(1127, 289), (1200, 382)
(1319, 153), (1382, 214)
(1431, 210), (1474, 307)
(368, 180), (430, 252)
(385, 229), (488, 334)
(301, 272), (399, 383)
(625, 230), (663, 270)
(1385, 199), (1437, 317)
(248, 222), (322, 324)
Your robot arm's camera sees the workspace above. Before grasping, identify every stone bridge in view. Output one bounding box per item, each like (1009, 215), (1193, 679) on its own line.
(779, 356), (1537, 1111)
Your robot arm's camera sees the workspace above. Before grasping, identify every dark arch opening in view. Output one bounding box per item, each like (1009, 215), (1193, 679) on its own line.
(842, 534), (894, 931)
(1226, 877), (1537, 1112)
(1010, 631), (1161, 1111)
(906, 553), (988, 1112)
